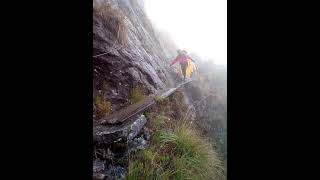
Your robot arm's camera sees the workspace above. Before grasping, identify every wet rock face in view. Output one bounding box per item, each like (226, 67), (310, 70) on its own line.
(93, 114), (150, 179)
(188, 90), (227, 162)
(93, 158), (126, 180)
(94, 114), (147, 145)
(184, 75), (227, 162)
(195, 95), (227, 158)
(93, 0), (172, 112)
(93, 1), (177, 178)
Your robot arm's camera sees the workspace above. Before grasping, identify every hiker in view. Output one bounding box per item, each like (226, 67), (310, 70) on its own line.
(170, 50), (194, 81)
(178, 58), (197, 79)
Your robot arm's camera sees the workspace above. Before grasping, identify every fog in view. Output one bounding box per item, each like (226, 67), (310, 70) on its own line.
(145, 0), (227, 65)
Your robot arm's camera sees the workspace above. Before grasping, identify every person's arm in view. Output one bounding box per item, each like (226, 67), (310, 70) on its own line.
(170, 55), (180, 66)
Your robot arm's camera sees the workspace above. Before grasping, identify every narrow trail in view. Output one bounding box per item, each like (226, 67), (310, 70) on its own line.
(93, 79), (193, 141)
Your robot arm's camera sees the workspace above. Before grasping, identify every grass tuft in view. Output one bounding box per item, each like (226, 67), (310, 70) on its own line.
(93, 95), (111, 119)
(126, 118), (225, 180)
(129, 86), (145, 104)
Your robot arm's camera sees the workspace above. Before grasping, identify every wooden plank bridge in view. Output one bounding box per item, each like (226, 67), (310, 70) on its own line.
(93, 80), (193, 139)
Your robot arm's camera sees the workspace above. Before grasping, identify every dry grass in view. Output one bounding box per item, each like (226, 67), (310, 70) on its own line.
(147, 90), (188, 125)
(93, 95), (111, 119)
(93, 0), (128, 46)
(129, 86), (145, 104)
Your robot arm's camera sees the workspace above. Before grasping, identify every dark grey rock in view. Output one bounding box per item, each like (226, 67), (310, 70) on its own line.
(93, 159), (106, 173)
(127, 114), (147, 140)
(142, 127), (151, 140)
(94, 114), (147, 145)
(93, 173), (106, 180)
(104, 164), (126, 180)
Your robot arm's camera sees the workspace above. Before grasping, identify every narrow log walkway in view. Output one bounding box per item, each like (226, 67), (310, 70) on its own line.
(93, 80), (193, 139)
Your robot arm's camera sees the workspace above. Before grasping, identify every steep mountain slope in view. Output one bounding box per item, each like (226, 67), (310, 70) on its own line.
(93, 0), (227, 179)
(93, 0), (174, 117)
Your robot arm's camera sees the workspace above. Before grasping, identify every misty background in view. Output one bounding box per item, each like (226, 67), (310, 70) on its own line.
(145, 0), (227, 65)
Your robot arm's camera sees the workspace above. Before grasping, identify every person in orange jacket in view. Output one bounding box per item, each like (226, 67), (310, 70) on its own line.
(170, 50), (193, 81)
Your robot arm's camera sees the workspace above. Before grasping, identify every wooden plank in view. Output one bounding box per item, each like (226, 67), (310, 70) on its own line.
(159, 88), (177, 99)
(95, 80), (193, 125)
(100, 96), (155, 124)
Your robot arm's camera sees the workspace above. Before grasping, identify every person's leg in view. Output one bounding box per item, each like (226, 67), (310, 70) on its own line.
(181, 63), (187, 81)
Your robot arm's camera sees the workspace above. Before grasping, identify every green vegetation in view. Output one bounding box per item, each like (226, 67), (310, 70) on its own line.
(126, 90), (225, 179)
(129, 87), (145, 104)
(126, 115), (225, 180)
(93, 95), (111, 119)
(154, 95), (164, 102)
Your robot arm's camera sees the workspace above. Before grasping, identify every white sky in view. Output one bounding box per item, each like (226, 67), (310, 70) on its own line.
(145, 0), (227, 65)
